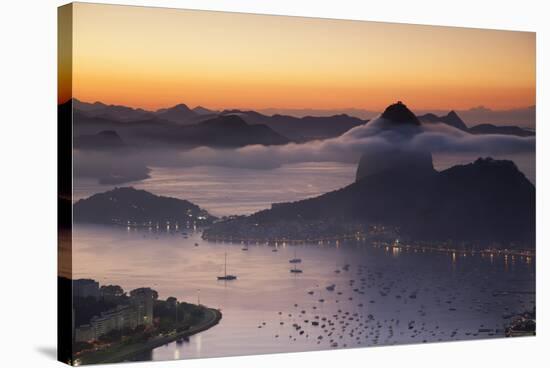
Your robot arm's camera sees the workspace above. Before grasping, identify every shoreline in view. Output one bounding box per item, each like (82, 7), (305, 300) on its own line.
(202, 236), (535, 259)
(78, 307), (222, 365)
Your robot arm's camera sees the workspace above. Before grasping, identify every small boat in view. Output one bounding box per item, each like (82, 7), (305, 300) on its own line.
(217, 252), (237, 280)
(289, 248), (302, 263)
(218, 274), (237, 280)
(194, 243), (199, 247)
(272, 249), (278, 252)
(242, 246), (249, 251)
(290, 264), (303, 274)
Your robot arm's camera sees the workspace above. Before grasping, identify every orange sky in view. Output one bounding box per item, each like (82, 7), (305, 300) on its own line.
(67, 3), (535, 111)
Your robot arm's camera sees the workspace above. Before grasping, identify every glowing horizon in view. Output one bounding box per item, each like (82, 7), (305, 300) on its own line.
(70, 3), (535, 112)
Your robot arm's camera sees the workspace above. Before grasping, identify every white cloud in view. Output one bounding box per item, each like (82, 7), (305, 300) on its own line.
(165, 117), (535, 169)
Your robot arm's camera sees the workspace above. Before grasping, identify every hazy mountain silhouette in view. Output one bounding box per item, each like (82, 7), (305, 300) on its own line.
(381, 101), (421, 125)
(257, 107), (379, 120)
(418, 110), (533, 136)
(73, 106), (290, 148)
(154, 103), (196, 124)
(74, 130), (126, 150)
(74, 187), (216, 225)
(73, 99), (154, 122)
(186, 115), (290, 146)
(73, 98), (535, 129)
(468, 123), (535, 137)
(193, 106), (218, 115)
(72, 99), (534, 142)
(72, 99), (108, 112)
(418, 110), (468, 131)
(221, 109), (366, 141)
(459, 105), (535, 128)
(259, 106), (535, 128)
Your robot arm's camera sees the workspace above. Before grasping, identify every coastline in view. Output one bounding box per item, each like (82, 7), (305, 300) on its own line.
(202, 235), (535, 259)
(78, 307), (222, 365)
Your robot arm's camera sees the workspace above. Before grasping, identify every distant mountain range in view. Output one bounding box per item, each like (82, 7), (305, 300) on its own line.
(468, 124), (535, 137)
(419, 111), (534, 136)
(204, 102), (535, 245)
(418, 111), (468, 131)
(74, 130), (126, 150)
(259, 105), (536, 129)
(154, 103), (201, 124)
(74, 187), (216, 226)
(73, 99), (155, 122)
(72, 99), (534, 147)
(72, 99), (368, 144)
(70, 100), (289, 149)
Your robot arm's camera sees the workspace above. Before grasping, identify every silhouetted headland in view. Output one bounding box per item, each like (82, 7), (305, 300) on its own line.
(73, 187), (216, 227)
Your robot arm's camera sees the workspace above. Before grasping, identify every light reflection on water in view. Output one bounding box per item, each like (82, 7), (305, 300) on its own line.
(73, 225), (535, 362)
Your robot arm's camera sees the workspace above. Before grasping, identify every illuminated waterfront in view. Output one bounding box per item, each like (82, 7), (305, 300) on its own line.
(73, 224), (535, 361)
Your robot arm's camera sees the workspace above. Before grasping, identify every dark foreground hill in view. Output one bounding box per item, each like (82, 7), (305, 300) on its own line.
(205, 157), (535, 246)
(74, 187), (216, 226)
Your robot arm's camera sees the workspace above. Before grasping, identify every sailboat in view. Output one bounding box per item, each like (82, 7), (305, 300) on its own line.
(289, 248), (302, 264)
(290, 263), (303, 274)
(217, 252), (237, 280)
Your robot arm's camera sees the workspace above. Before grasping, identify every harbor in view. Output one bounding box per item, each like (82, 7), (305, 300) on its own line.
(73, 224), (536, 361)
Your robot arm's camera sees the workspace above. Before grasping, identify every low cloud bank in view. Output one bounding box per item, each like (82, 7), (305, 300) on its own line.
(75, 116), (535, 183)
(166, 117), (535, 169)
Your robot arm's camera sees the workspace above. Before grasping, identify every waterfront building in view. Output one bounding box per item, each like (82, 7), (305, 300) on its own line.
(129, 288), (155, 326)
(75, 304), (140, 342)
(74, 287), (156, 342)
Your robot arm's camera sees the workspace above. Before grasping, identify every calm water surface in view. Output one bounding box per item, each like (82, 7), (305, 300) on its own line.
(73, 153), (535, 217)
(73, 162), (357, 216)
(73, 225), (535, 361)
